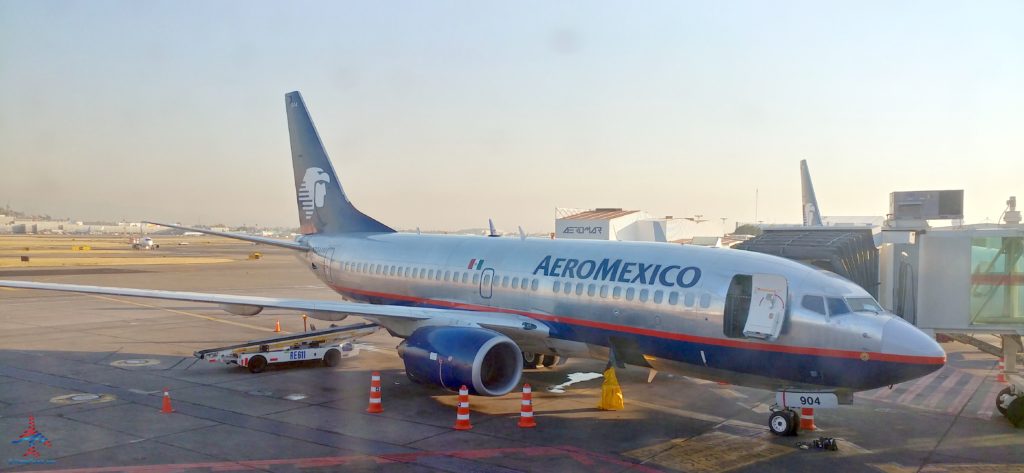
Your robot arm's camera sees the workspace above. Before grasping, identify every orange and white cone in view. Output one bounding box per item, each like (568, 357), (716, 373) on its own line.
(518, 384), (536, 428)
(367, 372), (383, 413)
(454, 385), (472, 430)
(800, 407), (816, 431)
(274, 320), (282, 333)
(161, 387), (174, 413)
(997, 358), (1007, 383)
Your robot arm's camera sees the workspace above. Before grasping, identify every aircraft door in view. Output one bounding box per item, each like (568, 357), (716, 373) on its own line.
(744, 274), (788, 340)
(322, 248), (335, 282)
(479, 268), (494, 299)
(724, 274), (788, 340)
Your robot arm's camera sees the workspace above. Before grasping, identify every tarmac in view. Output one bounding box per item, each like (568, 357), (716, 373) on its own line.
(0, 239), (1022, 472)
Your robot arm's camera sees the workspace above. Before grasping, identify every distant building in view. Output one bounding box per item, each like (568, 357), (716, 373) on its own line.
(555, 208), (690, 242)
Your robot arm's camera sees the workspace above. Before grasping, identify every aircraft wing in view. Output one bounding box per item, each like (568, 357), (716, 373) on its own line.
(145, 221), (308, 251)
(0, 280), (550, 343)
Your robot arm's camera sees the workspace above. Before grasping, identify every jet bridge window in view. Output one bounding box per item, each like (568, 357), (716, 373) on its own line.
(723, 275), (753, 338)
(801, 295), (826, 315)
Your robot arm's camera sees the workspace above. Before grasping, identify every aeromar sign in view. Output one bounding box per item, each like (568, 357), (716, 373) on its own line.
(532, 256), (701, 288)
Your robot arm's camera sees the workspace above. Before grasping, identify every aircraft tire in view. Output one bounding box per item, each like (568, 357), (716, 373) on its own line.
(768, 411), (792, 436)
(1007, 396), (1024, 428)
(522, 352), (539, 369)
(248, 355), (267, 374)
(541, 354), (559, 368)
(996, 387), (1012, 417)
(787, 410), (800, 436)
(323, 349), (341, 367)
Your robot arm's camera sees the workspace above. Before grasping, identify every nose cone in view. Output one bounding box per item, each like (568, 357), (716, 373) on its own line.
(881, 317), (946, 362)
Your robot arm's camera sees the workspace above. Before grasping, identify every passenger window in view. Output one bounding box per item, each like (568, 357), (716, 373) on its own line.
(502, 276), (509, 288)
(625, 287), (635, 301)
(482, 274), (491, 286)
(375, 265), (382, 275)
(802, 295), (826, 315)
(512, 277), (519, 288)
(473, 274), (480, 284)
(404, 267), (410, 278)
(553, 281), (561, 293)
(462, 273), (469, 284)
(428, 269), (435, 279)
(639, 289), (649, 303)
(563, 282), (572, 294)
(699, 293), (711, 308)
(587, 284), (596, 297)
(668, 291), (678, 305)
(654, 290), (663, 304)
(444, 271), (451, 282)
(574, 284), (583, 295)
(613, 286), (622, 299)
(435, 271), (442, 281)
(520, 278), (528, 290)
(684, 293), (695, 307)
(530, 279), (538, 291)
(827, 297), (850, 316)
(600, 285), (609, 298)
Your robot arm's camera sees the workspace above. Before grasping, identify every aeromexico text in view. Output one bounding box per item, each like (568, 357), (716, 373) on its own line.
(532, 256), (701, 288)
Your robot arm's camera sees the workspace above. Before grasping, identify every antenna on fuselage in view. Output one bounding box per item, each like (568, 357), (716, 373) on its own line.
(488, 219), (499, 237)
(518, 226), (527, 241)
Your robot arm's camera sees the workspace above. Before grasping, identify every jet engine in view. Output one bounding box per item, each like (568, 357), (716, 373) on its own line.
(398, 326), (523, 396)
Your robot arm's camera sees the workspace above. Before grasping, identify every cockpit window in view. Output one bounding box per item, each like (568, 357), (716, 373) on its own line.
(827, 297), (850, 316)
(847, 297), (883, 314)
(801, 295), (826, 315)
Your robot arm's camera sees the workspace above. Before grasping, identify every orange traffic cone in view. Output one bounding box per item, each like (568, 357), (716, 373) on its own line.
(367, 372), (383, 413)
(997, 358), (1007, 383)
(274, 320), (282, 333)
(161, 387), (175, 413)
(454, 385), (472, 430)
(800, 407), (816, 431)
(518, 384), (536, 428)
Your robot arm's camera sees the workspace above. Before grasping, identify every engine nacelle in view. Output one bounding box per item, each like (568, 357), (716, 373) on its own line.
(398, 326), (523, 396)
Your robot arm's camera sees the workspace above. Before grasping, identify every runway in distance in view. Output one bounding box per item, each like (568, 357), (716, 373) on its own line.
(0, 91), (946, 435)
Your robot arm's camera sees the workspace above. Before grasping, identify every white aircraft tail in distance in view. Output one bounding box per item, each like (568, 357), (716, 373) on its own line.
(0, 92), (945, 436)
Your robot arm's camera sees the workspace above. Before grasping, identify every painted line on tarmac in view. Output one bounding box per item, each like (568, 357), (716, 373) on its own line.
(86, 294), (279, 333)
(19, 445), (659, 473)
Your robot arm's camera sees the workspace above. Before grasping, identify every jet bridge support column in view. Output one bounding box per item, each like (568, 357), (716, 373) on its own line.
(1005, 335), (1023, 374)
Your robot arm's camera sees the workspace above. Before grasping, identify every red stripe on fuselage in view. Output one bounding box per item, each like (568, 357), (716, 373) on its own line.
(330, 283), (945, 366)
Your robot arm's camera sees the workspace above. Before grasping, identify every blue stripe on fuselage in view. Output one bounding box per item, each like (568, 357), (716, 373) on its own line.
(337, 289), (935, 391)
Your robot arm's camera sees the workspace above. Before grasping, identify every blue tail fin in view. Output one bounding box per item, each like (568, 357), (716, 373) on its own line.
(800, 159), (823, 226)
(286, 92), (394, 234)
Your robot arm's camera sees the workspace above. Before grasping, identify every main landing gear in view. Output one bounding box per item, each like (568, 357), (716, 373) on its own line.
(768, 407), (801, 436)
(522, 352), (560, 369)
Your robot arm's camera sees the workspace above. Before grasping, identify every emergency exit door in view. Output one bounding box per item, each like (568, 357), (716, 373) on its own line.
(724, 273), (788, 340)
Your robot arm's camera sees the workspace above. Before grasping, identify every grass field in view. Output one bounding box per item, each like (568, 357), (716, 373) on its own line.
(0, 234), (247, 267)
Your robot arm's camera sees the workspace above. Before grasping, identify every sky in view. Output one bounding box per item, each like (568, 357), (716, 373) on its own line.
(1, 1), (1021, 233)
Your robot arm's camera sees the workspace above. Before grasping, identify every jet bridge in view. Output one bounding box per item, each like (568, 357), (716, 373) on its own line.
(736, 227), (879, 298)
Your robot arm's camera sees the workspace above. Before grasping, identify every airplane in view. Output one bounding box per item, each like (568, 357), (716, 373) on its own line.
(801, 159), (823, 226)
(0, 92), (945, 436)
(684, 214), (708, 224)
(130, 236), (159, 250)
